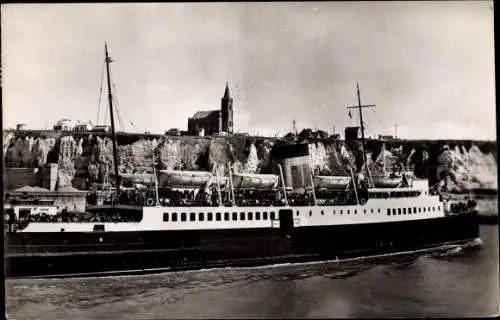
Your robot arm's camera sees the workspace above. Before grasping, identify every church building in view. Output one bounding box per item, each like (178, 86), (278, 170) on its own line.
(187, 82), (234, 136)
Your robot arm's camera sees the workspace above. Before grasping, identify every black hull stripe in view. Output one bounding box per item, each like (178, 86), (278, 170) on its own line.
(16, 238), (477, 280)
(6, 247), (202, 257)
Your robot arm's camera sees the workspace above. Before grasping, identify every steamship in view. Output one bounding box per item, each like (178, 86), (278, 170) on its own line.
(4, 45), (480, 278)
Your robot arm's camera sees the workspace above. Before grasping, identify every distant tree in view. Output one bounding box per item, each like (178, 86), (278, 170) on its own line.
(316, 130), (329, 139)
(284, 132), (296, 140)
(298, 128), (313, 139)
(329, 134), (340, 140)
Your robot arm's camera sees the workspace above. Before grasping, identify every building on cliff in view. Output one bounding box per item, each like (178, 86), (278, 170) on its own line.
(165, 128), (181, 136)
(53, 119), (94, 132)
(187, 82), (234, 136)
(5, 186), (88, 213)
(345, 126), (361, 141)
(53, 118), (75, 131)
(4, 168), (41, 191)
(4, 164), (60, 192)
(74, 120), (94, 132)
(91, 125), (111, 132)
(378, 134), (395, 141)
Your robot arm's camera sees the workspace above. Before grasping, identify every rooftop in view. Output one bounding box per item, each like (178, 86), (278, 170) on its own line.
(190, 110), (220, 120)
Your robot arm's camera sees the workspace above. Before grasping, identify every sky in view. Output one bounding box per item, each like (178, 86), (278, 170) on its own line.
(1, 2), (496, 140)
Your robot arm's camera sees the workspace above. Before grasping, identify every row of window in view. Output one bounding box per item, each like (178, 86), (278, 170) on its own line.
(386, 206), (440, 216)
(300, 205), (440, 217)
(163, 211), (276, 222)
(163, 205), (441, 223)
(304, 208), (382, 216)
(368, 191), (422, 198)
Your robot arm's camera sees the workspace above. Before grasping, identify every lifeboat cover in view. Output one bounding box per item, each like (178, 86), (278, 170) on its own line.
(313, 176), (351, 189)
(231, 173), (279, 189)
(158, 170), (213, 188)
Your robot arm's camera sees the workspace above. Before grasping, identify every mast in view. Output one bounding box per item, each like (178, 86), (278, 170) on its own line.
(346, 82), (376, 186)
(105, 42), (120, 200)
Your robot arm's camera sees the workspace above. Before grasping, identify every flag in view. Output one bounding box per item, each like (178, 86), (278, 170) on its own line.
(348, 110), (352, 119)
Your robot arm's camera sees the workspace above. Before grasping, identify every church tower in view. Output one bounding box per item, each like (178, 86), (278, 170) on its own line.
(221, 82), (234, 133)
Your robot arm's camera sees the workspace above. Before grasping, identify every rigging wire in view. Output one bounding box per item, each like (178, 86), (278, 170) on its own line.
(96, 59), (105, 124)
(104, 101), (109, 126)
(111, 82), (124, 131)
(112, 95), (125, 131)
(103, 56), (141, 134)
(113, 92), (140, 132)
(114, 93), (140, 133)
(111, 79), (128, 132)
(370, 105), (396, 137)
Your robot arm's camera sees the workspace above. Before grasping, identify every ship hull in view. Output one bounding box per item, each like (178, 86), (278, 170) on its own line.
(5, 213), (479, 278)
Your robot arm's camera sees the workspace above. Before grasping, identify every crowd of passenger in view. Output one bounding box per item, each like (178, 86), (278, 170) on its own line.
(449, 200), (477, 214)
(11, 209), (140, 227)
(89, 184), (363, 208)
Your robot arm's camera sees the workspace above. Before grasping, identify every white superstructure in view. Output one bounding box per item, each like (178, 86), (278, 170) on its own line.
(19, 177), (445, 233)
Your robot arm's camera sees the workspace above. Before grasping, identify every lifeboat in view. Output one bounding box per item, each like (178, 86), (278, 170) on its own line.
(372, 176), (401, 188)
(313, 176), (351, 190)
(157, 170), (213, 188)
(231, 173), (279, 189)
(118, 173), (155, 186)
